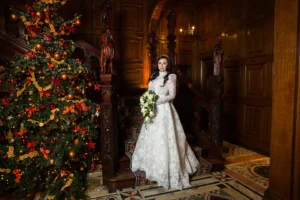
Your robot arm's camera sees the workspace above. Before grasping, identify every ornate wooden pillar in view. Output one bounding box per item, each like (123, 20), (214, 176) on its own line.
(166, 9), (176, 66)
(148, 32), (158, 73)
(208, 40), (224, 160)
(100, 74), (118, 178)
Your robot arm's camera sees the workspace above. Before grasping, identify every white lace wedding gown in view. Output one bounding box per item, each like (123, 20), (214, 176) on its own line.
(131, 71), (199, 190)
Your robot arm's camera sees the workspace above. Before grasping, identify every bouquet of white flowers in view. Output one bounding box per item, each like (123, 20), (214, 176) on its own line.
(140, 90), (159, 124)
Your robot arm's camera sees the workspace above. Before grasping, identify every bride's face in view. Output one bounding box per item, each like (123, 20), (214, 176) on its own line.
(158, 58), (168, 72)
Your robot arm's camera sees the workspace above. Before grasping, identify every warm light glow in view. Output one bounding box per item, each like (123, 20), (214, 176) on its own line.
(192, 26), (195, 30)
(221, 32), (226, 37)
(11, 14), (18, 20)
(180, 28), (183, 32)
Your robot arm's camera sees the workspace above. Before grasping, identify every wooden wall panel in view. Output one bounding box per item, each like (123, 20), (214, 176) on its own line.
(121, 3), (143, 32)
(224, 66), (240, 96)
(199, 40), (209, 54)
(246, 24), (266, 57)
(198, 7), (210, 34)
(244, 62), (272, 98)
(122, 68), (143, 85)
(210, 1), (226, 31)
(178, 41), (194, 54)
(224, 32), (238, 60)
(122, 36), (143, 63)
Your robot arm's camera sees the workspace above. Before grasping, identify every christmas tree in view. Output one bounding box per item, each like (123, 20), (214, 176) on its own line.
(0, 0), (100, 199)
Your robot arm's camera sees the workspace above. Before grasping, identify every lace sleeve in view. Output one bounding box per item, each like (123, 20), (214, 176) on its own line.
(156, 74), (177, 105)
(148, 81), (154, 91)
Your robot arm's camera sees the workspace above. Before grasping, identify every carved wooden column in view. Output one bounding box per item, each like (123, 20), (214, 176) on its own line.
(208, 40), (224, 160)
(166, 9), (176, 66)
(100, 74), (118, 178)
(147, 32), (158, 73)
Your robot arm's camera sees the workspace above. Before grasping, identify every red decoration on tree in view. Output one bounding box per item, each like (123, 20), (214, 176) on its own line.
(94, 83), (101, 90)
(87, 140), (96, 149)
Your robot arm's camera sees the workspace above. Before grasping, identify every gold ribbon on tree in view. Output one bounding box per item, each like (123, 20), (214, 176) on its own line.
(7, 146), (14, 158)
(0, 168), (11, 173)
(19, 151), (39, 161)
(27, 108), (59, 127)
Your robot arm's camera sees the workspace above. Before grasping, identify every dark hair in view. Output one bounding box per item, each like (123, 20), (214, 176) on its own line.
(149, 55), (172, 86)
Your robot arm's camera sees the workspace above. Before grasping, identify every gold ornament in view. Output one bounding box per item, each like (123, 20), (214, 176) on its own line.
(54, 53), (61, 60)
(67, 66), (72, 71)
(74, 138), (79, 145)
(61, 74), (67, 80)
(67, 94), (73, 100)
(69, 151), (75, 158)
(35, 43), (43, 50)
(50, 159), (54, 165)
(75, 19), (80, 25)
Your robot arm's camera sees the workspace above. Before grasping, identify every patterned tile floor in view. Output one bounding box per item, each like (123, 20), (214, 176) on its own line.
(86, 142), (269, 200)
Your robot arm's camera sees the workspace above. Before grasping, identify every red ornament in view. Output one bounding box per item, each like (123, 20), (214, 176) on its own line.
(59, 39), (65, 46)
(49, 103), (56, 110)
(94, 83), (101, 90)
(87, 140), (96, 149)
(39, 104), (46, 111)
(21, 137), (28, 145)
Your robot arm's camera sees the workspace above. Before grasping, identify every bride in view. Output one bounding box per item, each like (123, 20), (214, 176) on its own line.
(131, 55), (199, 190)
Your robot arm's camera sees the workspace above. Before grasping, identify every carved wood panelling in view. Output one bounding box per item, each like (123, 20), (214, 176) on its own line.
(223, 104), (240, 141)
(121, 3), (142, 31)
(224, 66), (240, 96)
(210, 1), (226, 31)
(226, 0), (240, 26)
(199, 40), (209, 54)
(92, 0), (116, 29)
(123, 68), (143, 85)
(178, 41), (194, 54)
(243, 105), (271, 142)
(245, 20), (273, 58)
(158, 11), (168, 35)
(245, 63), (272, 98)
(199, 7), (210, 34)
(158, 40), (168, 56)
(177, 55), (193, 65)
(122, 36), (143, 63)
(244, 0), (272, 19)
(224, 32), (239, 60)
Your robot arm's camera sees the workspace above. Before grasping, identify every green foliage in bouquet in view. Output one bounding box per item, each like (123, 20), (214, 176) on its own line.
(0, 0), (101, 199)
(140, 90), (159, 124)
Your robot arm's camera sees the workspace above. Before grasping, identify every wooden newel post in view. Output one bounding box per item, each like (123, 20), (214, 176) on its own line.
(167, 9), (177, 67)
(100, 74), (118, 178)
(208, 40), (224, 159)
(148, 32), (158, 73)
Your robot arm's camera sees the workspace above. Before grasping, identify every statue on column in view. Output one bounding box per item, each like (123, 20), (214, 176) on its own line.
(212, 40), (224, 76)
(99, 0), (114, 74)
(167, 9), (176, 36)
(100, 29), (115, 74)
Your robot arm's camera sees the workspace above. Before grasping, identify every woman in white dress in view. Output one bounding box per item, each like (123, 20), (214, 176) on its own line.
(131, 55), (199, 190)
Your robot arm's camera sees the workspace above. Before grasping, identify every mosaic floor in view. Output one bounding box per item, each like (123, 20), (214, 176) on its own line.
(85, 142), (269, 200)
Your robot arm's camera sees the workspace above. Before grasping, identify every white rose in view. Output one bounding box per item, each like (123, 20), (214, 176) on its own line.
(144, 102), (149, 107)
(145, 116), (150, 122)
(149, 111), (154, 117)
(148, 95), (153, 100)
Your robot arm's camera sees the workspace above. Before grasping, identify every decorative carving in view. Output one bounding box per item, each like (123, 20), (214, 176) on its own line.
(100, 0), (112, 31)
(103, 135), (112, 160)
(166, 10), (177, 67)
(212, 40), (224, 76)
(103, 106), (111, 131)
(147, 32), (158, 72)
(100, 29), (115, 74)
(167, 9), (176, 35)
